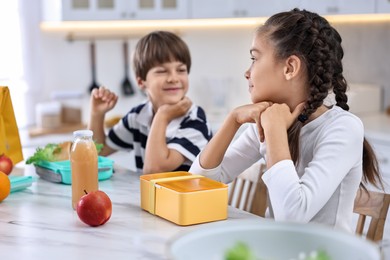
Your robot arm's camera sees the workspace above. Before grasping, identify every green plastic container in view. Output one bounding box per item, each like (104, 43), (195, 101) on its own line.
(34, 156), (114, 185)
(10, 176), (34, 192)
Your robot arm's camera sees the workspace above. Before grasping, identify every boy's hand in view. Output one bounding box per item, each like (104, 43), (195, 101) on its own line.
(90, 86), (118, 116)
(156, 97), (192, 122)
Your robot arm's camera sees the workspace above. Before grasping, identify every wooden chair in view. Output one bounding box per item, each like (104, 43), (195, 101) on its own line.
(228, 162), (268, 217)
(353, 188), (390, 242)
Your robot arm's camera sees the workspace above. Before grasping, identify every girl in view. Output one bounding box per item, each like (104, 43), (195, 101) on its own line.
(190, 8), (382, 232)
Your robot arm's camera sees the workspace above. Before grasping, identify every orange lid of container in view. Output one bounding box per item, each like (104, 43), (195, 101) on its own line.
(158, 177), (227, 193)
(140, 171), (191, 181)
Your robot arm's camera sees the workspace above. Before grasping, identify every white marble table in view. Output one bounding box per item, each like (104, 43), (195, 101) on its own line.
(0, 159), (261, 260)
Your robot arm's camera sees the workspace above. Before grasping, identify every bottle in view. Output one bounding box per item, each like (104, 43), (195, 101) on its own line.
(70, 130), (98, 210)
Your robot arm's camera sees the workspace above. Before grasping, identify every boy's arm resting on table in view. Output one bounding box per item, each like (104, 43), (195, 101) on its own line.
(143, 98), (192, 174)
(143, 113), (186, 174)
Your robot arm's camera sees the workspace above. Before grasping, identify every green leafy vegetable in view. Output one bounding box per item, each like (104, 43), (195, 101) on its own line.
(95, 142), (103, 154)
(25, 143), (60, 164)
(224, 242), (331, 260)
(305, 250), (331, 260)
(26, 142), (104, 165)
(225, 242), (257, 260)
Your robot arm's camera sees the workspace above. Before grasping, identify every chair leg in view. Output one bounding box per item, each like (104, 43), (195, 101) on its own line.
(228, 180), (237, 205)
(356, 215), (366, 235)
(367, 218), (384, 242)
(243, 182), (253, 211)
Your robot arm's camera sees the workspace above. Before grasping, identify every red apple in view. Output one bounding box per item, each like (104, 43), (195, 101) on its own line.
(76, 190), (112, 227)
(0, 154), (13, 175)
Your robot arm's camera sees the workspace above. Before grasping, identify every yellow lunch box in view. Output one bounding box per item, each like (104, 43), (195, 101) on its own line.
(140, 171), (228, 226)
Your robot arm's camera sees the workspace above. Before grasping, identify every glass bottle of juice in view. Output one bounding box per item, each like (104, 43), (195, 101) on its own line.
(70, 130), (98, 210)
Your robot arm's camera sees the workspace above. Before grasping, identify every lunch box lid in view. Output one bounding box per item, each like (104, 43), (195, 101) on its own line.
(157, 177), (227, 192)
(9, 176), (34, 193)
(140, 171), (227, 193)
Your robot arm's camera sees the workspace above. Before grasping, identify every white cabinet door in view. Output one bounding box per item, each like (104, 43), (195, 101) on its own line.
(62, 0), (188, 21)
(62, 0), (125, 20)
(190, 0), (303, 19)
(337, 0), (376, 14)
(376, 0), (390, 13)
(190, 0), (236, 19)
(300, 0), (375, 15)
(120, 0), (189, 20)
(242, 0), (303, 17)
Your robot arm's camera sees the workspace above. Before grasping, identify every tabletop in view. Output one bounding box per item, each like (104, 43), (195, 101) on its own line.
(0, 156), (261, 260)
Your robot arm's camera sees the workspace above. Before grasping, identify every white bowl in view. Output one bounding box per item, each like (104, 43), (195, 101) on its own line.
(167, 219), (381, 260)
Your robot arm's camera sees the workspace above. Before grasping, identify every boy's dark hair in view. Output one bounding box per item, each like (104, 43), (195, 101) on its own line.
(133, 31), (191, 80)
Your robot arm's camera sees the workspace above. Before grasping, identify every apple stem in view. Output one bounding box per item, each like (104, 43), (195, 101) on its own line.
(84, 190), (88, 195)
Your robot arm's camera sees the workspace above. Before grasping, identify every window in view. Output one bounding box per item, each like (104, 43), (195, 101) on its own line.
(0, 1), (28, 128)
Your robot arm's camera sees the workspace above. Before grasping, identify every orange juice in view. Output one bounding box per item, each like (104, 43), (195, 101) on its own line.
(70, 130), (98, 210)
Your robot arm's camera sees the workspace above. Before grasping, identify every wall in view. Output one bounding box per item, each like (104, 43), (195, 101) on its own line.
(32, 21), (390, 129)
(336, 22), (390, 109)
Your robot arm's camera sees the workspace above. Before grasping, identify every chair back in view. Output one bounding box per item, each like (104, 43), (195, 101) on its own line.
(354, 188), (390, 242)
(228, 163), (267, 217)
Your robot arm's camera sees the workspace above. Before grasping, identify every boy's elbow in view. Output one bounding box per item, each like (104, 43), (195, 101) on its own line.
(142, 163), (177, 175)
(99, 146), (115, 157)
(143, 165), (163, 175)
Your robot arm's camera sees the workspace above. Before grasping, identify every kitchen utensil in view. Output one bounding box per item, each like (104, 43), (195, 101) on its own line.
(88, 41), (100, 93)
(168, 220), (381, 260)
(121, 40), (135, 96)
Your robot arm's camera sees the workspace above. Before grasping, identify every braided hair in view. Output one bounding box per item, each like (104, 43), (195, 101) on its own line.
(257, 8), (381, 189)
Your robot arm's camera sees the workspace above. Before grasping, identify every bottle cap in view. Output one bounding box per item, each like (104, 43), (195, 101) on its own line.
(73, 129), (93, 138)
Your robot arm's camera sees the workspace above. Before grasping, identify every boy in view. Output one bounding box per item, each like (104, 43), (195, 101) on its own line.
(88, 31), (212, 174)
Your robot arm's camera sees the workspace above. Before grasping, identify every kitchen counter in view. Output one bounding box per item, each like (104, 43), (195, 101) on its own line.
(0, 154), (260, 260)
(359, 112), (390, 143)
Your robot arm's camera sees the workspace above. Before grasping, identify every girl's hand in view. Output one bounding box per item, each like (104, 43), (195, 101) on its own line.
(90, 86), (118, 116)
(232, 102), (272, 142)
(156, 97), (192, 122)
(261, 102), (305, 133)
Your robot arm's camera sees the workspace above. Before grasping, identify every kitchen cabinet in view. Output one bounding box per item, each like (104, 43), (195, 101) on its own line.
(61, 0), (189, 21)
(371, 141), (390, 176)
(366, 137), (390, 192)
(359, 113), (390, 192)
(376, 0), (390, 13)
(299, 0), (376, 15)
(189, 0), (302, 19)
(190, 0), (379, 19)
(44, 0), (387, 22)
